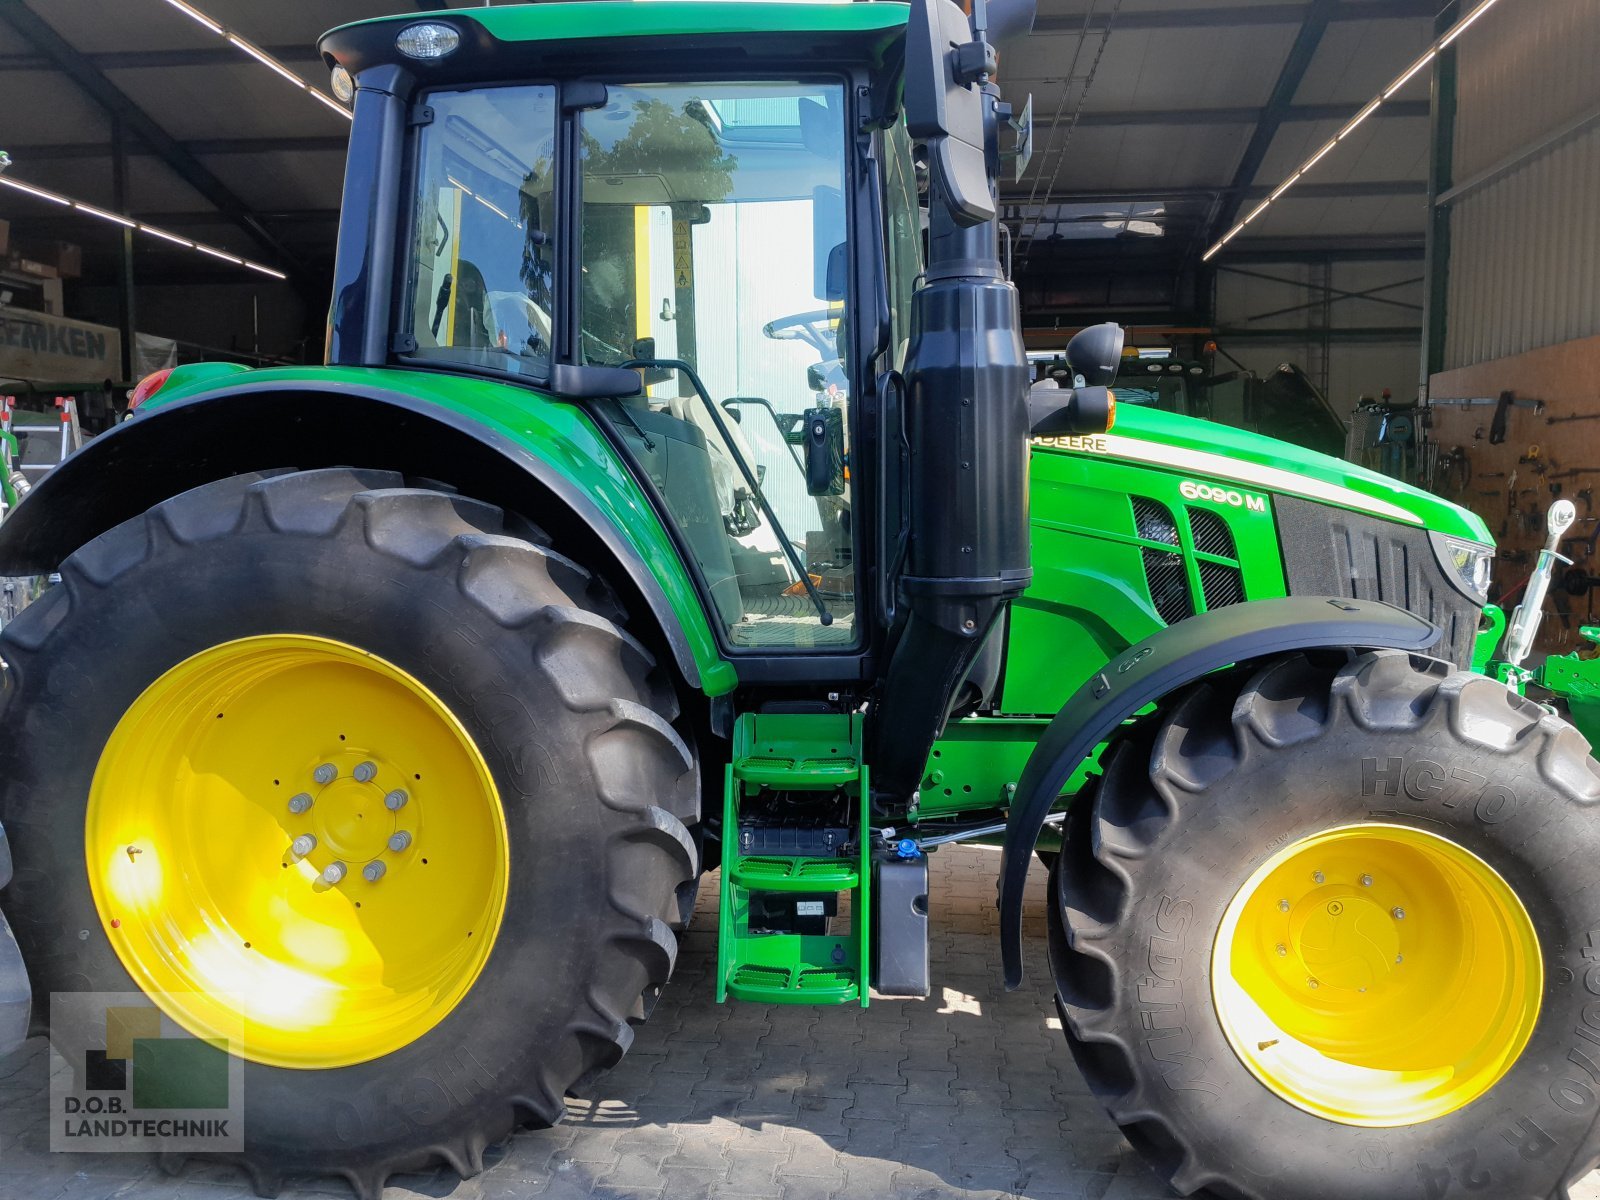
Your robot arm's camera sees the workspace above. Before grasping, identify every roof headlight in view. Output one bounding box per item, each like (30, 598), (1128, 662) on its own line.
(329, 64), (354, 103)
(1430, 532), (1494, 605)
(396, 22), (460, 60)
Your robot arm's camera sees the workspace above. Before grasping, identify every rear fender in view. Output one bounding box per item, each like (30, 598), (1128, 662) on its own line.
(997, 595), (1441, 987)
(0, 381), (732, 694)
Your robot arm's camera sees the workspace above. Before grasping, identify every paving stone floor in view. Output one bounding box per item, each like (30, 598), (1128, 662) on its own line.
(1, 844), (1596, 1200)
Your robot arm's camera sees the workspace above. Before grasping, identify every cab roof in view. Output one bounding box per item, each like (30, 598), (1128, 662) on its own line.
(321, 2), (911, 78)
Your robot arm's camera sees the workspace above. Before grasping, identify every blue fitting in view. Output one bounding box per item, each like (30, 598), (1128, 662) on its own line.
(895, 837), (922, 860)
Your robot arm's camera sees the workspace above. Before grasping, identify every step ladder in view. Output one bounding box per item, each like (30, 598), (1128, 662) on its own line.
(717, 712), (870, 1007)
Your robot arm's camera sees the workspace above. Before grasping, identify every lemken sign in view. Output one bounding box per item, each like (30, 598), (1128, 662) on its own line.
(0, 305), (121, 385)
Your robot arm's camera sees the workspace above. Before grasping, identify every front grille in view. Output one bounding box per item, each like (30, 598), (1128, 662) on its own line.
(1275, 495), (1479, 668)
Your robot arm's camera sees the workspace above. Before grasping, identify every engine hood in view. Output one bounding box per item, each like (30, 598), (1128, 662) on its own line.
(1037, 405), (1492, 545)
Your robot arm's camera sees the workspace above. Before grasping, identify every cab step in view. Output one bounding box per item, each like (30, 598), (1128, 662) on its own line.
(717, 712), (870, 1007)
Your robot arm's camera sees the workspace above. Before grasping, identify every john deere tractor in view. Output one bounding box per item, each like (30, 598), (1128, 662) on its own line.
(2, 3), (1599, 1199)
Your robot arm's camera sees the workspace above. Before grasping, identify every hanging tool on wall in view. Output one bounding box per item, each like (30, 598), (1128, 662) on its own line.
(1546, 409), (1600, 426)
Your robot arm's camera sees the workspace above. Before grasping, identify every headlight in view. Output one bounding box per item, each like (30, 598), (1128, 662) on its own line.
(329, 65), (354, 103)
(395, 22), (460, 59)
(1430, 532), (1493, 604)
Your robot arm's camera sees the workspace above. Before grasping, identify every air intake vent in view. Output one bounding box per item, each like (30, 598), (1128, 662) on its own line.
(1142, 548), (1193, 624)
(1131, 496), (1192, 624)
(1198, 560), (1245, 610)
(1132, 496), (1180, 545)
(1187, 507), (1238, 559)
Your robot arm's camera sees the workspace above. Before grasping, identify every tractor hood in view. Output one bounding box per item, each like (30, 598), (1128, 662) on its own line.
(1043, 404), (1492, 544)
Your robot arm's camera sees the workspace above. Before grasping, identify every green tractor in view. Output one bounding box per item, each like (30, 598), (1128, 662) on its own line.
(2, 3), (1599, 1199)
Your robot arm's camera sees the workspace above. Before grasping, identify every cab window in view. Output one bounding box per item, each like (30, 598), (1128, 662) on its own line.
(580, 81), (856, 651)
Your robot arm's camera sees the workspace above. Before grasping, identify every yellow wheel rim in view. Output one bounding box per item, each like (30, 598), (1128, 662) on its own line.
(1212, 822), (1541, 1126)
(87, 635), (509, 1070)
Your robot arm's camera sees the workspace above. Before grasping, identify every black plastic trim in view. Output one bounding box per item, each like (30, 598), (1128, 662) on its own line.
(0, 820), (27, 1060)
(996, 595), (1442, 988)
(0, 383), (703, 688)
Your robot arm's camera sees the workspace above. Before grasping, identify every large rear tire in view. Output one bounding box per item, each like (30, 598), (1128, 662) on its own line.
(0, 469), (698, 1199)
(1051, 649), (1600, 1199)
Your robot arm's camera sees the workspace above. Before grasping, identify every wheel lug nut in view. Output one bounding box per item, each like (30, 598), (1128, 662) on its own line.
(1306, 978), (1319, 989)
(363, 861), (387, 883)
(288, 792), (313, 815)
(1275, 943), (1287, 957)
(388, 830), (413, 853)
(321, 861), (347, 885)
(1359, 874), (1373, 887)
(291, 834), (317, 858)
(1277, 898), (1290, 912)
(384, 788), (409, 811)
(353, 761), (377, 783)
(1312, 871), (1325, 884)
(1392, 907), (1406, 921)
(313, 763), (338, 785)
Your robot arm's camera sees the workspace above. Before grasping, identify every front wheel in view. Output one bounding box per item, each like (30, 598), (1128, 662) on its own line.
(0, 469), (699, 1199)
(1051, 649), (1600, 1199)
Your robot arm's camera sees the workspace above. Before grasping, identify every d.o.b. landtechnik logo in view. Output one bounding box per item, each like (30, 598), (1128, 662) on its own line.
(49, 993), (243, 1152)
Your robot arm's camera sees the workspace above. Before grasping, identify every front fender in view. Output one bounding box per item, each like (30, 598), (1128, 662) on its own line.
(0, 373), (736, 695)
(997, 595), (1441, 988)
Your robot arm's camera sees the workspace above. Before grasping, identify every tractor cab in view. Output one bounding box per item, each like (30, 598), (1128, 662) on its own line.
(400, 75), (866, 648)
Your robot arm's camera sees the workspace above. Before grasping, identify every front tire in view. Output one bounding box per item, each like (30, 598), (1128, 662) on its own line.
(1051, 649), (1600, 1199)
(0, 469), (698, 1198)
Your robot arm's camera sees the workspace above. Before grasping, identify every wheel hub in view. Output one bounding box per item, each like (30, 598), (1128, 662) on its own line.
(87, 635), (508, 1070)
(289, 758), (406, 875)
(1212, 822), (1541, 1127)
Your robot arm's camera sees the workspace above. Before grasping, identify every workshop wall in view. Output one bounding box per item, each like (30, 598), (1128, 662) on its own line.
(1442, 0), (1600, 370)
(1429, 331), (1600, 651)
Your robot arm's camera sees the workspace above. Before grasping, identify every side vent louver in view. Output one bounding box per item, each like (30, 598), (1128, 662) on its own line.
(1131, 497), (1193, 624)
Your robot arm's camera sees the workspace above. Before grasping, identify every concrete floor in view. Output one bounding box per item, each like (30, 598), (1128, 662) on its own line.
(0, 845), (1596, 1200)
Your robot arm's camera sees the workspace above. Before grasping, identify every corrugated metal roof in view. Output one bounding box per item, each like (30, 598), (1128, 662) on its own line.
(0, 0), (1443, 292)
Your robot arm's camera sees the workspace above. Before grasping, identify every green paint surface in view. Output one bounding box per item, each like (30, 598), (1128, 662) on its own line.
(145, 363), (737, 696)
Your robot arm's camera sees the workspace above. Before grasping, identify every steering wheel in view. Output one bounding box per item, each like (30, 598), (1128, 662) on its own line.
(762, 308), (839, 359)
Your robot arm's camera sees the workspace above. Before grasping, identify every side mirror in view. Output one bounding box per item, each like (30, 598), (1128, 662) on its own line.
(812, 186), (847, 300)
(904, 0), (994, 226)
(1066, 322), (1125, 388)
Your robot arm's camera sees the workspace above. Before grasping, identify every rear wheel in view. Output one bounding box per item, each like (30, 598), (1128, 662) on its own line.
(1051, 650), (1600, 1199)
(0, 469), (698, 1198)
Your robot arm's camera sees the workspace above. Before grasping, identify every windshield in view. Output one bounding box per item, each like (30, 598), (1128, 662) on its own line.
(402, 86), (558, 378)
(581, 80), (856, 651)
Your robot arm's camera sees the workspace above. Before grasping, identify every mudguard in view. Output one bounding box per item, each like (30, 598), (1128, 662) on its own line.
(0, 380), (723, 692)
(997, 595), (1442, 988)
(0, 821), (30, 1059)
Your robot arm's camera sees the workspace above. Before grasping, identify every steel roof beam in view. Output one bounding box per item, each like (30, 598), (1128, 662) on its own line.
(0, 0), (297, 270)
(0, 44), (317, 71)
(1198, 0), (1340, 252)
(11, 137), (350, 161)
(1035, 2), (1437, 34)
(999, 179), (1426, 203)
(1039, 100), (1428, 128)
